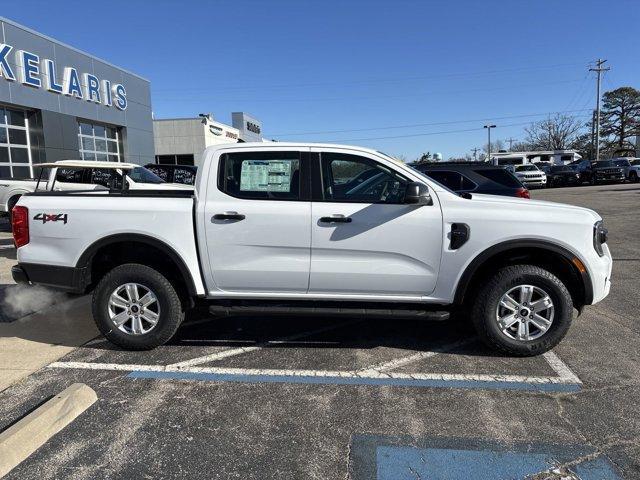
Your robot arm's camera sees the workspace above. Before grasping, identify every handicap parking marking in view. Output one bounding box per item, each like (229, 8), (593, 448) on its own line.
(48, 345), (582, 392)
(349, 435), (623, 480)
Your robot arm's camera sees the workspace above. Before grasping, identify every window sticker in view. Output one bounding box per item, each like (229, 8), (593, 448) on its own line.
(240, 160), (292, 192)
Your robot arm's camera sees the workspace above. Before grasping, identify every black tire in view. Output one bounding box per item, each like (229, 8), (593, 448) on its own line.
(92, 263), (185, 350)
(471, 265), (573, 356)
(630, 171), (638, 183)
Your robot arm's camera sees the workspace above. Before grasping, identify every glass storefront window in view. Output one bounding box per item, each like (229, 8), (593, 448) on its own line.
(0, 107), (32, 179)
(78, 121), (121, 163)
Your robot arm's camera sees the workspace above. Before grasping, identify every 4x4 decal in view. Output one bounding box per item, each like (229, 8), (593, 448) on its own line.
(33, 213), (68, 224)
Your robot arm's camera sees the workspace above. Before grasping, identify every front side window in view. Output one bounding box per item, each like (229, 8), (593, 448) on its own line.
(78, 121), (121, 162)
(219, 151), (301, 200)
(320, 152), (408, 204)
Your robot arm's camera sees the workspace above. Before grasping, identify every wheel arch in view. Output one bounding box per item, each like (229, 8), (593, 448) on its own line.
(453, 239), (593, 309)
(76, 233), (198, 298)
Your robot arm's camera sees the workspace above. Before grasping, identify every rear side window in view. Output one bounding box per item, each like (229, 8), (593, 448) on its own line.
(146, 165), (170, 181)
(475, 168), (521, 188)
(173, 167), (197, 185)
(425, 171), (475, 191)
(91, 169), (123, 188)
(219, 151), (301, 200)
(56, 168), (90, 184)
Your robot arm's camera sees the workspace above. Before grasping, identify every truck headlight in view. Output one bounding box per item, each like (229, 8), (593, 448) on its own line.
(593, 220), (608, 256)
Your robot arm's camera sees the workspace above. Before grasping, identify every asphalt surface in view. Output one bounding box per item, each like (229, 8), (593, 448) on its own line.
(0, 183), (638, 479)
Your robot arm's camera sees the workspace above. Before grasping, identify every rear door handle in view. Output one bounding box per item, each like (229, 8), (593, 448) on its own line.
(213, 212), (245, 221)
(319, 215), (352, 223)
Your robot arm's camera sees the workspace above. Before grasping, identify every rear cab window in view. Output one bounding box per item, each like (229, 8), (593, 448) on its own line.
(475, 168), (522, 188)
(424, 170), (475, 192)
(218, 151), (302, 200)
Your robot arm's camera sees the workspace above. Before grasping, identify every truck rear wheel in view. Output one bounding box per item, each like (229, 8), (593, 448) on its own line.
(92, 263), (185, 350)
(471, 265), (573, 356)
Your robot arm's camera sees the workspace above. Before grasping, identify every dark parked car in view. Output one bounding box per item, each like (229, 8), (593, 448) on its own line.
(144, 164), (198, 185)
(540, 165), (581, 188)
(410, 162), (529, 198)
(592, 159), (626, 184)
(569, 159), (594, 185)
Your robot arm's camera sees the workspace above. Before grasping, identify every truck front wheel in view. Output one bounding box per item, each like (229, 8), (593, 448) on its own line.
(92, 263), (185, 350)
(471, 265), (573, 356)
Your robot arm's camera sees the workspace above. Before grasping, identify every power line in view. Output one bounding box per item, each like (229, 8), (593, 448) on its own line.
(322, 114), (592, 143)
(155, 77), (586, 104)
(268, 108), (593, 137)
(152, 61), (590, 93)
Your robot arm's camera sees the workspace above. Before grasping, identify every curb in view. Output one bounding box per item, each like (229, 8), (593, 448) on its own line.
(0, 383), (97, 478)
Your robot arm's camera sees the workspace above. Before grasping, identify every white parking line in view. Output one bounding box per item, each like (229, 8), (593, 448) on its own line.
(167, 319), (361, 369)
(47, 361), (579, 385)
(356, 339), (473, 376)
(542, 351), (582, 384)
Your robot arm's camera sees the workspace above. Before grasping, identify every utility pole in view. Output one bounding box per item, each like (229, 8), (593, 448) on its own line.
(471, 147), (481, 161)
(484, 125), (496, 163)
(505, 137), (516, 151)
(590, 109), (597, 160)
(589, 59), (610, 162)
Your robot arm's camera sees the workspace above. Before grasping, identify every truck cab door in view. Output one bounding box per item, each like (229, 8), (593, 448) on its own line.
(308, 149), (443, 297)
(202, 148), (311, 294)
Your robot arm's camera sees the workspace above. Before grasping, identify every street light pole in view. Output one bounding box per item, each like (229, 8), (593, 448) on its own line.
(484, 125), (496, 162)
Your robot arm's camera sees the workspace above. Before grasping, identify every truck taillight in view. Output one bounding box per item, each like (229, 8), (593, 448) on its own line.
(12, 205), (29, 248)
(516, 187), (530, 199)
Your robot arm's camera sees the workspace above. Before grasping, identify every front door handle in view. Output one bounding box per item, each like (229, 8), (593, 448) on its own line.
(213, 212), (245, 221)
(319, 215), (352, 224)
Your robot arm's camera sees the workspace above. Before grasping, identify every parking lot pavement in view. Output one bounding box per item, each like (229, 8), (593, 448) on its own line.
(0, 183), (638, 479)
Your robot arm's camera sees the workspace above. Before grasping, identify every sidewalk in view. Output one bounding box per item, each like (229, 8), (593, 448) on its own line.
(0, 296), (98, 392)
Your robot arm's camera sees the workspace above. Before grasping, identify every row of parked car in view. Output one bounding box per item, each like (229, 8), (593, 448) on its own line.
(407, 157), (639, 199)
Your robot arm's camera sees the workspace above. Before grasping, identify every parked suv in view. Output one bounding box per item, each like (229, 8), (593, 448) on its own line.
(513, 164), (547, 188)
(540, 165), (581, 188)
(569, 159), (594, 185)
(410, 163), (529, 198)
(629, 159), (640, 183)
(592, 160), (626, 184)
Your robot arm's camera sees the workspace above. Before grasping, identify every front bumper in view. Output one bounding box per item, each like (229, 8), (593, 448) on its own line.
(521, 178), (547, 187)
(595, 173), (625, 181)
(12, 263), (89, 293)
(587, 244), (613, 305)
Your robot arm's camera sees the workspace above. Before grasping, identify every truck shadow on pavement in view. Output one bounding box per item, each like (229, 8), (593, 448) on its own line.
(86, 313), (499, 358)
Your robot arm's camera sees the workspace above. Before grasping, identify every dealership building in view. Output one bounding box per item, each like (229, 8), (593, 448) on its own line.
(0, 17), (154, 178)
(153, 112), (265, 166)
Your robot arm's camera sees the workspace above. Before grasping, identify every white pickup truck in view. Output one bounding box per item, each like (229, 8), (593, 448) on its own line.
(11, 143), (612, 355)
(0, 160), (192, 215)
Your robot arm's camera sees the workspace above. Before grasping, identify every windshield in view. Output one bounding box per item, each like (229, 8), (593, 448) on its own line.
(128, 167), (165, 184)
(614, 159), (630, 167)
(595, 160), (614, 168)
(550, 166), (572, 172)
(515, 165), (539, 172)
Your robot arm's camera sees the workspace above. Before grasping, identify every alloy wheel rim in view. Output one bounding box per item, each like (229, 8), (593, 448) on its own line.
(108, 283), (160, 335)
(495, 284), (554, 341)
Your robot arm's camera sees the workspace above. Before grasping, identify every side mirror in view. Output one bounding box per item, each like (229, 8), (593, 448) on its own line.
(404, 182), (432, 205)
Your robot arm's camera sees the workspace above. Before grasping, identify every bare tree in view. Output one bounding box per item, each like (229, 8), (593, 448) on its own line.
(524, 114), (584, 150)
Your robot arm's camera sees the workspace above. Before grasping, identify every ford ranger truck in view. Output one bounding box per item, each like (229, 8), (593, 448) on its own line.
(0, 159), (193, 216)
(11, 143), (612, 356)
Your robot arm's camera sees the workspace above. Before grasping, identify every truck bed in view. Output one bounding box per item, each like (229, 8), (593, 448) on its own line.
(15, 192), (205, 295)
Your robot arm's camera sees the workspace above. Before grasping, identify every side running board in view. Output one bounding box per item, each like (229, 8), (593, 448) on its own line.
(208, 304), (450, 321)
